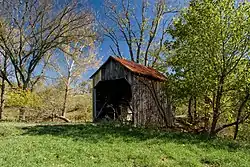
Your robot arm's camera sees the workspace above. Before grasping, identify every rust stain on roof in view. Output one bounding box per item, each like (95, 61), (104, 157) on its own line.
(112, 57), (167, 81)
(90, 56), (167, 81)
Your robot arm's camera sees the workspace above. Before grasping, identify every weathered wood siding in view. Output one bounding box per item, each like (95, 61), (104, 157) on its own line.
(92, 58), (173, 127)
(131, 75), (171, 127)
(93, 59), (133, 87)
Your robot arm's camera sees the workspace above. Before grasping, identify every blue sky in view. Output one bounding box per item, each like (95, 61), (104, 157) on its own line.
(40, 0), (188, 82)
(91, 0), (132, 61)
(90, 0), (111, 60)
(85, 0), (130, 79)
(46, 0), (187, 81)
(83, 0), (187, 80)
(89, 0), (187, 61)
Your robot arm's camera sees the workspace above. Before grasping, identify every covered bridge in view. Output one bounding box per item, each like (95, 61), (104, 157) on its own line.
(90, 56), (173, 127)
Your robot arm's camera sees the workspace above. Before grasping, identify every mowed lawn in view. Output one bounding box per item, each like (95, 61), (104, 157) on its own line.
(0, 123), (249, 167)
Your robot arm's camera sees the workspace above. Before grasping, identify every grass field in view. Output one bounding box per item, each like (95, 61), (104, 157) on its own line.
(0, 122), (249, 167)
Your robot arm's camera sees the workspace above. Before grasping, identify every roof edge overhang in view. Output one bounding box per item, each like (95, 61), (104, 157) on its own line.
(90, 56), (167, 82)
(89, 56), (114, 79)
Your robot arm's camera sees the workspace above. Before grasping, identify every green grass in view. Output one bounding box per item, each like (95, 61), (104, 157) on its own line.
(0, 122), (249, 167)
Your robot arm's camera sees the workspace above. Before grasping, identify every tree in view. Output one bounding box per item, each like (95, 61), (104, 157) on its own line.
(0, 20), (12, 119)
(0, 0), (97, 120)
(102, 0), (180, 66)
(51, 42), (99, 120)
(167, 0), (250, 135)
(0, 0), (96, 90)
(6, 88), (42, 116)
(0, 50), (7, 119)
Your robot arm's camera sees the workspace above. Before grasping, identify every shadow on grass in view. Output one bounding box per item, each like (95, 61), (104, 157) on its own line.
(21, 123), (249, 152)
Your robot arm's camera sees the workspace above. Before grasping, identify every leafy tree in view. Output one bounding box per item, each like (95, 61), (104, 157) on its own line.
(6, 88), (42, 120)
(167, 0), (250, 135)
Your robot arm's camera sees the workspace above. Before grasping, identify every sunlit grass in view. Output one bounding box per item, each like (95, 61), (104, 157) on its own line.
(0, 122), (249, 167)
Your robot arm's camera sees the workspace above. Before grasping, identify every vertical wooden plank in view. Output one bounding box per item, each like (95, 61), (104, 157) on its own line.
(94, 70), (102, 87)
(92, 88), (96, 122)
(110, 60), (113, 79)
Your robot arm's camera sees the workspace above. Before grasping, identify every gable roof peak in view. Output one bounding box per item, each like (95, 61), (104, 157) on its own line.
(90, 56), (166, 81)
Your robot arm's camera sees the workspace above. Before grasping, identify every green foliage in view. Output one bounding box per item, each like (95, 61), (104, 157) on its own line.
(165, 0), (250, 134)
(0, 123), (250, 167)
(6, 89), (42, 109)
(168, 0), (250, 96)
(237, 123), (250, 141)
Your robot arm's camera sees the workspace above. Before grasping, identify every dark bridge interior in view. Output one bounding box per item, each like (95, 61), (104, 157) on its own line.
(95, 78), (132, 121)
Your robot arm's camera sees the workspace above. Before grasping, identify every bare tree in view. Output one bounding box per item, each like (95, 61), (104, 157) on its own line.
(51, 42), (99, 121)
(102, 0), (180, 66)
(0, 0), (97, 121)
(30, 53), (53, 92)
(0, 51), (8, 119)
(0, 22), (12, 119)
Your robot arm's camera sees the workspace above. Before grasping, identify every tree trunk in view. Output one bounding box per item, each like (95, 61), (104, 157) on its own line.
(0, 77), (5, 120)
(193, 96), (197, 120)
(18, 84), (29, 121)
(210, 98), (220, 136)
(234, 120), (239, 140)
(210, 75), (224, 136)
(54, 114), (71, 122)
(62, 84), (69, 117)
(234, 90), (250, 140)
(0, 58), (7, 120)
(166, 95), (174, 127)
(204, 97), (209, 130)
(188, 96), (193, 123)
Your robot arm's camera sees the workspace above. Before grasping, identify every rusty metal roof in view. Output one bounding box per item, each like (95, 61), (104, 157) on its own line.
(90, 56), (167, 81)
